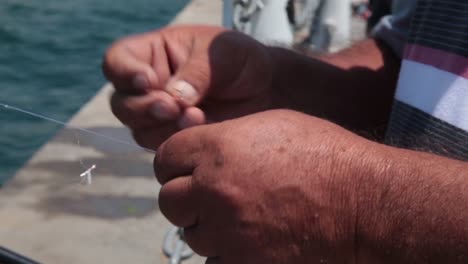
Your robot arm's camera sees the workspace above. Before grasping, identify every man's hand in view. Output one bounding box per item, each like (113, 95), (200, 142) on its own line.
(156, 109), (468, 264)
(103, 25), (274, 149)
(103, 25), (401, 149)
(155, 110), (373, 263)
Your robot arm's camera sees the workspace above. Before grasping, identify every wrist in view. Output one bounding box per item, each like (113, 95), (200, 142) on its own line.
(329, 135), (387, 263)
(320, 136), (417, 263)
(354, 143), (468, 263)
(267, 40), (401, 138)
(266, 46), (334, 110)
(300, 120), (382, 263)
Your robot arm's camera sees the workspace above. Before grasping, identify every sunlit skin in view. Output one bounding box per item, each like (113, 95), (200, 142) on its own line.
(103, 25), (468, 264)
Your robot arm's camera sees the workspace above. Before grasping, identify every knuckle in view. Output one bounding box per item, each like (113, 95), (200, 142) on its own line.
(102, 42), (121, 72)
(102, 56), (118, 81)
(102, 36), (134, 76)
(155, 134), (171, 160)
(131, 131), (146, 147)
(153, 135), (176, 178)
(132, 130), (155, 150)
(110, 93), (157, 129)
(153, 128), (198, 183)
(201, 127), (227, 156)
(157, 188), (174, 220)
(110, 94), (136, 128)
(158, 128), (185, 153)
(153, 152), (166, 184)
(109, 93), (123, 115)
(184, 228), (216, 257)
(102, 53), (127, 86)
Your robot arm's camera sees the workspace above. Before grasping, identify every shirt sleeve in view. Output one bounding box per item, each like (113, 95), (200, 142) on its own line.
(370, 0), (417, 57)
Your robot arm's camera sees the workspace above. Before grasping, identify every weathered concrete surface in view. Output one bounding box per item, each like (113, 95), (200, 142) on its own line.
(0, 0), (221, 263)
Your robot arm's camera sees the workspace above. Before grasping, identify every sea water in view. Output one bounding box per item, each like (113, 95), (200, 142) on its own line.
(0, 0), (189, 184)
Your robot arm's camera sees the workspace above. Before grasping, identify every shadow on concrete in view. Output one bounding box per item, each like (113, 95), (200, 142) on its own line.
(35, 193), (158, 220)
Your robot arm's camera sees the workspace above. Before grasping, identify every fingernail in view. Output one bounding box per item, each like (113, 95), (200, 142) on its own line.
(150, 102), (173, 120)
(166, 80), (198, 106)
(133, 74), (149, 91)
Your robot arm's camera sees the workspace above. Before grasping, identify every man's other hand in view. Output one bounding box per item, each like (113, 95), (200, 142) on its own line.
(103, 25), (274, 149)
(155, 110), (378, 264)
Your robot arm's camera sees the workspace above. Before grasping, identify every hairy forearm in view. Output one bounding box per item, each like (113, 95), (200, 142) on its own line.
(268, 39), (401, 138)
(358, 143), (468, 263)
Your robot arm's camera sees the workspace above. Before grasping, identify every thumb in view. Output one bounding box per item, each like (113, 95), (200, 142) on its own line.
(165, 54), (211, 107)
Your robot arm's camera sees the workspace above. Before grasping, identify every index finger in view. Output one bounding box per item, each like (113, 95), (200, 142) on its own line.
(154, 125), (208, 184)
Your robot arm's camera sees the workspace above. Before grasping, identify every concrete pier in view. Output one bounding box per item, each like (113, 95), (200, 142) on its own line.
(0, 1), (220, 263)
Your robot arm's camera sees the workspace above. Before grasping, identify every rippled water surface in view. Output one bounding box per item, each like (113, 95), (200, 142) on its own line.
(0, 0), (188, 184)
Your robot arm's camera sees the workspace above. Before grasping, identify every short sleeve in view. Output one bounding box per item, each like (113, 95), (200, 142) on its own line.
(370, 0), (417, 57)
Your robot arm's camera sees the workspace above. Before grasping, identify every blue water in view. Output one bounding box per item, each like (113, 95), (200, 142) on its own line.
(0, 0), (189, 184)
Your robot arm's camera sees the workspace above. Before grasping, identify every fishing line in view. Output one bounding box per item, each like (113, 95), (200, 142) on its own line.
(0, 103), (157, 154)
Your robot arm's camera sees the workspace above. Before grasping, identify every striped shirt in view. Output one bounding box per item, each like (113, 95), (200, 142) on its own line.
(373, 0), (468, 161)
